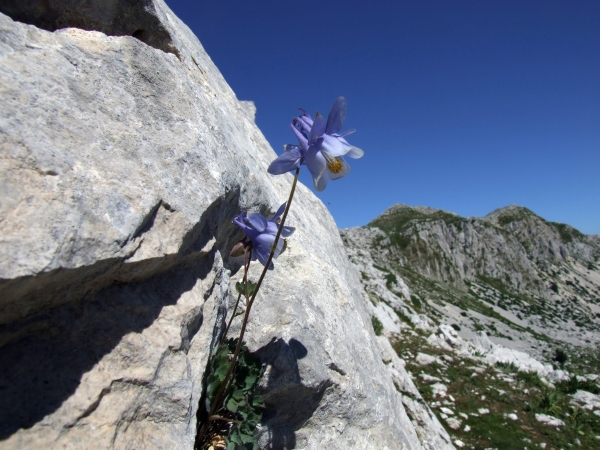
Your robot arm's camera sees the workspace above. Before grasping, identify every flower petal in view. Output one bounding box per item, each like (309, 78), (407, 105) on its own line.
(267, 148), (303, 175)
(320, 134), (351, 157)
(291, 123), (309, 150)
(271, 202), (286, 221)
(280, 226), (295, 237)
(298, 108), (312, 121)
(345, 145), (364, 159)
(296, 114), (313, 133)
(314, 173), (328, 191)
(267, 221), (295, 237)
(326, 157), (351, 180)
(335, 128), (356, 138)
(325, 96), (347, 134)
(246, 211), (267, 232)
(305, 147), (326, 186)
(309, 113), (326, 146)
(253, 233), (284, 270)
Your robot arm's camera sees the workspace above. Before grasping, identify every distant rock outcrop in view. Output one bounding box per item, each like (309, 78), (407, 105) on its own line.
(0, 2), (445, 449)
(343, 204), (600, 349)
(341, 205), (600, 448)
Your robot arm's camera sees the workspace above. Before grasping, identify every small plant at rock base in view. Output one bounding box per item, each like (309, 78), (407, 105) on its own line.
(196, 97), (364, 448)
(494, 361), (518, 372)
(537, 389), (564, 416)
(201, 338), (265, 450)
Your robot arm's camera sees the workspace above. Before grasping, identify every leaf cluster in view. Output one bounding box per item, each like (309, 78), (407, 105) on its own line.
(205, 338), (265, 450)
(235, 281), (257, 298)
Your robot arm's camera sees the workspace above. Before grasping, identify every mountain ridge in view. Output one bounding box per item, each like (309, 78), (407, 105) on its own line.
(341, 203), (600, 448)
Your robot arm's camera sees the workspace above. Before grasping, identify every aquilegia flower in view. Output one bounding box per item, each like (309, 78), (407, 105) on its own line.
(231, 203), (295, 270)
(268, 96), (364, 191)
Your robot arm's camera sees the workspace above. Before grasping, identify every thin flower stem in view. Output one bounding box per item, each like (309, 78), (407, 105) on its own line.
(198, 168), (300, 444)
(243, 247), (250, 305)
(220, 292), (241, 345)
(209, 415), (242, 424)
(220, 250), (250, 345)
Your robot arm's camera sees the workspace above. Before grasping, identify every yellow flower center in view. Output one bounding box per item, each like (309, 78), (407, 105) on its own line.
(326, 157), (344, 174)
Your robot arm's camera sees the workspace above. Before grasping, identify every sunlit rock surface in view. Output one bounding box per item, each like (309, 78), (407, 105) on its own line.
(0, 1), (441, 449)
(341, 203), (600, 448)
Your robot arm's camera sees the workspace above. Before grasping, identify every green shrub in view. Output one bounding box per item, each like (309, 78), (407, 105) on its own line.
(372, 316), (384, 336)
(556, 376), (600, 395)
(552, 348), (568, 368)
(516, 370), (545, 389)
(411, 296), (422, 309)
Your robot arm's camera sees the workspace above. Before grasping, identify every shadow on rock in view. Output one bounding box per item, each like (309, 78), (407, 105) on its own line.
(253, 337), (331, 450)
(0, 251), (214, 440)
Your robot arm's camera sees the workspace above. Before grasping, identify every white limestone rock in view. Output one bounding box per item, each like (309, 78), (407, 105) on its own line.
(411, 314), (436, 332)
(547, 369), (571, 383)
(439, 407), (454, 416)
(420, 374), (442, 384)
(0, 2), (437, 449)
(416, 352), (437, 366)
(483, 346), (553, 376)
(445, 417), (461, 430)
(570, 390), (600, 411)
(431, 383), (448, 398)
(472, 331), (494, 352)
(535, 414), (565, 426)
(375, 337), (455, 450)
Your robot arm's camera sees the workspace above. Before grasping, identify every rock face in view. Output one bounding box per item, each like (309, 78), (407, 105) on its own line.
(0, 3), (445, 449)
(342, 204), (600, 351)
(341, 205), (600, 449)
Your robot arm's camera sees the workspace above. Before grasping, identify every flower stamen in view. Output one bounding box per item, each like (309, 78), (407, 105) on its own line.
(326, 156), (344, 174)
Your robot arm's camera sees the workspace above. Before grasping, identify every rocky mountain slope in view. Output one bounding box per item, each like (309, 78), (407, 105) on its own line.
(0, 2), (451, 449)
(341, 204), (600, 448)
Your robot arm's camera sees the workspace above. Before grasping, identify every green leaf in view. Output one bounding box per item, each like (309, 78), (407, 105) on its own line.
(240, 431), (256, 444)
(243, 373), (258, 392)
(251, 395), (265, 409)
(244, 411), (260, 428)
(231, 389), (245, 401)
(228, 428), (243, 445)
(235, 281), (257, 296)
(235, 281), (245, 295)
(226, 400), (239, 413)
(214, 362), (229, 381)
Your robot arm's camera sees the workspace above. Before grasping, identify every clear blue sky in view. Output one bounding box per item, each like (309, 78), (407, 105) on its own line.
(165, 1), (600, 234)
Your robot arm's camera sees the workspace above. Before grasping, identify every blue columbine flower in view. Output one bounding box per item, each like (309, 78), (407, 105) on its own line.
(267, 96), (364, 191)
(231, 203), (295, 270)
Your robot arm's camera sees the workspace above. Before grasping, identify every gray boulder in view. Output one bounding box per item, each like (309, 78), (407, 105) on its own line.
(0, 1), (437, 449)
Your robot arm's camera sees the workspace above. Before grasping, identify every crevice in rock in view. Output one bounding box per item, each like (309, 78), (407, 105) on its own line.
(177, 305), (204, 354)
(0, 194), (229, 327)
(0, 0), (181, 59)
(0, 256), (213, 440)
(0, 188), (245, 440)
(131, 199), (164, 242)
(327, 362), (347, 376)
